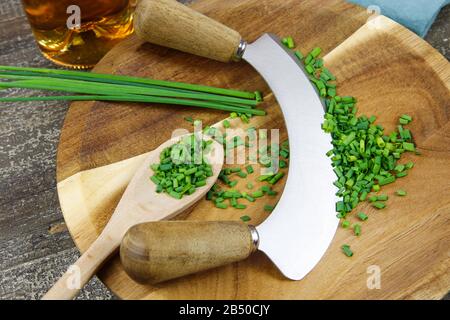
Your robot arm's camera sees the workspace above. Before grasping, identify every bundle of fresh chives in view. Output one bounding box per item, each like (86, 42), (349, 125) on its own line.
(0, 66), (265, 116)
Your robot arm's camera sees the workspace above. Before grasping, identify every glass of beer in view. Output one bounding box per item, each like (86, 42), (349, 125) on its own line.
(21, 0), (135, 69)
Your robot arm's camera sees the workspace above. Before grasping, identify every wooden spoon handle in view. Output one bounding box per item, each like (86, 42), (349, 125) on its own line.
(42, 234), (120, 300)
(120, 221), (258, 284)
(134, 0), (243, 62)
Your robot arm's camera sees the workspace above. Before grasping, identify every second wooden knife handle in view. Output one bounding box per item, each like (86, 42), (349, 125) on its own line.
(134, 0), (243, 62)
(120, 221), (257, 284)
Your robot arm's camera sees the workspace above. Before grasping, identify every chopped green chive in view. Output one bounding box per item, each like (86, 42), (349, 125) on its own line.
(341, 244), (353, 257)
(305, 65), (314, 74)
(400, 114), (412, 123)
(264, 205), (275, 212)
(396, 189), (407, 196)
(254, 91), (263, 102)
(280, 149), (289, 159)
(215, 197), (224, 203)
(245, 195), (255, 202)
(405, 161), (414, 169)
(378, 176), (396, 186)
(403, 142), (416, 152)
(283, 36), (295, 49)
(169, 191), (182, 199)
(268, 172), (285, 185)
(246, 165), (254, 174)
(195, 180), (206, 187)
(357, 212), (368, 221)
(304, 54), (313, 65)
(336, 201), (345, 213)
(310, 47), (322, 58)
(258, 175), (272, 182)
(238, 171), (247, 178)
(240, 215), (251, 222)
(150, 176), (160, 185)
(359, 191), (368, 201)
(222, 191), (235, 198)
(216, 202), (228, 209)
(342, 220), (350, 228)
(399, 118), (409, 125)
(353, 224), (362, 236)
(294, 50), (304, 60)
(372, 202), (386, 209)
(251, 190), (264, 198)
(396, 171), (408, 178)
(229, 180), (238, 187)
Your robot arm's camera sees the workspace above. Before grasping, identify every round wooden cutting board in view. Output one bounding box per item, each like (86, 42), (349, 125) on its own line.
(56, 0), (450, 299)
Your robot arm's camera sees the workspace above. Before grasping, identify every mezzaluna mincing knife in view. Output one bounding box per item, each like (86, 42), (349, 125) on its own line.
(119, 0), (338, 284)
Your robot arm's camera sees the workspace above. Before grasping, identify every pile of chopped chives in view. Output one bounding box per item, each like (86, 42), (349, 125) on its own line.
(286, 37), (417, 256)
(0, 66), (265, 116)
(150, 135), (215, 199)
(201, 121), (288, 220)
(206, 164), (281, 211)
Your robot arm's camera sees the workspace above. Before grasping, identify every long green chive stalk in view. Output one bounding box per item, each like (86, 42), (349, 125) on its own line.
(0, 66), (255, 99)
(0, 66), (265, 116)
(0, 77), (258, 107)
(0, 94), (266, 115)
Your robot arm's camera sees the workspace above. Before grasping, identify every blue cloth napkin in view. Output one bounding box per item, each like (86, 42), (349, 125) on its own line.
(348, 0), (450, 37)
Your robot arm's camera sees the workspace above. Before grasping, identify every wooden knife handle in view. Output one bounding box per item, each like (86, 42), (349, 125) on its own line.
(120, 221), (258, 284)
(134, 0), (243, 62)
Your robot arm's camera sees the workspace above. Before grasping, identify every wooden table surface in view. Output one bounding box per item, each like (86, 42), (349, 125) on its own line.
(0, 0), (449, 300)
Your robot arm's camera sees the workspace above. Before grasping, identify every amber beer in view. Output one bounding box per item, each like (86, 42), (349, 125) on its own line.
(21, 0), (135, 68)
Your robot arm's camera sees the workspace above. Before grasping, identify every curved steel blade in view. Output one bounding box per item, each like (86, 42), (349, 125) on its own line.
(243, 34), (338, 280)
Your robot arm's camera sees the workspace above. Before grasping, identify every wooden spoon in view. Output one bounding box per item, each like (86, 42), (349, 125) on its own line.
(42, 134), (224, 300)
